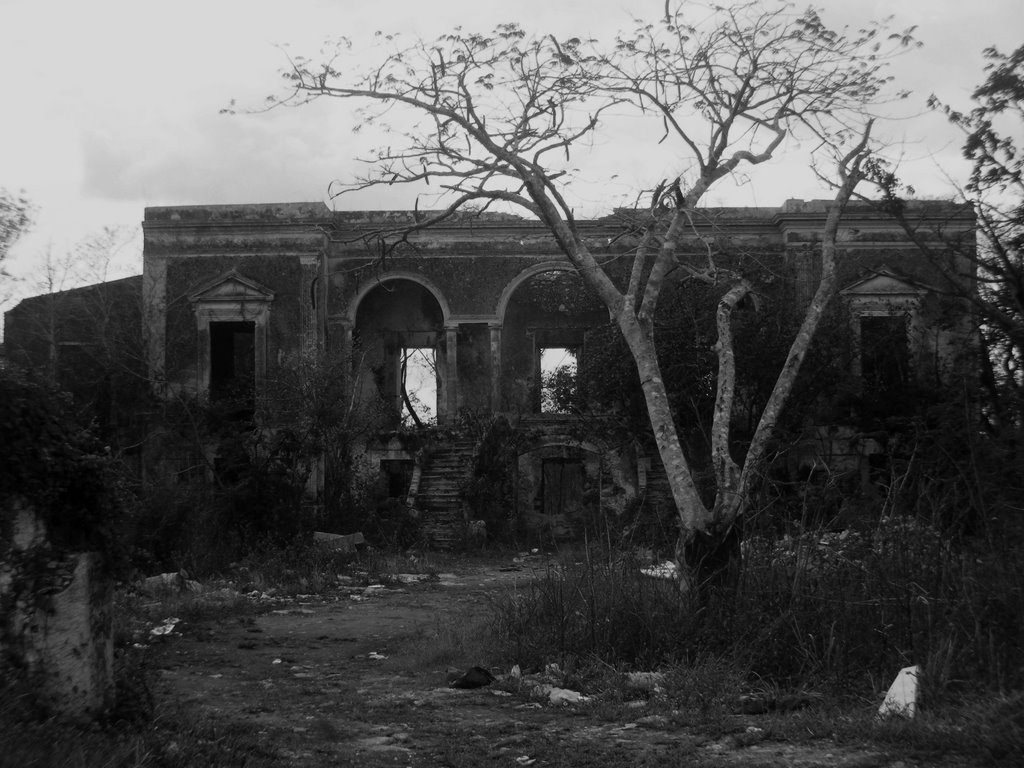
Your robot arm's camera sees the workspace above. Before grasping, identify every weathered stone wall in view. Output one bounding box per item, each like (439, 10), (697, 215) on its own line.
(0, 499), (113, 719)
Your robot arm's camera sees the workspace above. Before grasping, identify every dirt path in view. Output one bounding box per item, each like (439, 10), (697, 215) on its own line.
(146, 563), (932, 767)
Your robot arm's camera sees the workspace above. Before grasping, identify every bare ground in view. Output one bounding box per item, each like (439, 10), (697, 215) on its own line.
(145, 562), (966, 767)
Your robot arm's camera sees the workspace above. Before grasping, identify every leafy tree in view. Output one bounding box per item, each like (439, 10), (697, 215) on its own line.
(0, 189), (34, 301)
(269, 2), (916, 591)
(873, 44), (1023, 431)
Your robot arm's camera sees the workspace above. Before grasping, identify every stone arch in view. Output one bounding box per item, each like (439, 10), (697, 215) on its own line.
(352, 277), (449, 426)
(496, 263), (607, 414)
(494, 260), (576, 324)
(348, 272), (451, 327)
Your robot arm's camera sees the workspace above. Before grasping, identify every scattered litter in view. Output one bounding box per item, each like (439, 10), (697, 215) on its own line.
(543, 662), (562, 677)
(515, 758), (536, 766)
(368, 651), (388, 660)
(447, 666), (496, 689)
(490, 690), (512, 697)
(532, 684), (588, 705)
(394, 573), (430, 584)
(640, 560), (679, 579)
(510, 664), (522, 679)
(209, 673), (223, 679)
(149, 617), (180, 637)
(878, 665), (919, 719)
(514, 703), (543, 710)
(272, 658), (283, 665)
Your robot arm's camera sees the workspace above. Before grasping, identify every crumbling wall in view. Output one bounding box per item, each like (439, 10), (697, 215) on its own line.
(0, 498), (113, 718)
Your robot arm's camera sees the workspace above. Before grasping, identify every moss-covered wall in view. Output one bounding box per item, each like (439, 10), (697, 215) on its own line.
(163, 254), (304, 393)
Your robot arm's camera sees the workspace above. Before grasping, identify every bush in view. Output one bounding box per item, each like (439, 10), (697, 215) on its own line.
(489, 552), (696, 671)
(489, 514), (1024, 697)
(0, 366), (127, 569)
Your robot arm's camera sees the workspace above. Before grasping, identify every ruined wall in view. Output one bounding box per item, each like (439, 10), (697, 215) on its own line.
(0, 501), (113, 718)
(135, 200), (975, 543)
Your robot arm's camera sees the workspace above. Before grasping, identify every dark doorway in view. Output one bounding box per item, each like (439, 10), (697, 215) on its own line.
(860, 316), (909, 392)
(380, 459), (415, 499)
(210, 321), (255, 409)
(542, 458), (584, 535)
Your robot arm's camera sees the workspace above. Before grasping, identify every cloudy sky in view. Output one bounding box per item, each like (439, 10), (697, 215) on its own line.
(1, 0), (1022, 295)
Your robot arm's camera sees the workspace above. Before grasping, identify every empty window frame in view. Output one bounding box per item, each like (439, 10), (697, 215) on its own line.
(209, 321), (256, 407)
(859, 315), (910, 392)
(400, 346), (437, 427)
(539, 346), (579, 414)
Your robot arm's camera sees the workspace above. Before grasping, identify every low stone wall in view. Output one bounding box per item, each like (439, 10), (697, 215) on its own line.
(0, 500), (113, 718)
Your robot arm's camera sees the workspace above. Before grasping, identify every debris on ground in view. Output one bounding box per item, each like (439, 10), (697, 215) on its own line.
(511, 549), (540, 565)
(878, 665), (919, 719)
(639, 560), (679, 579)
(625, 671), (666, 693)
(149, 617), (180, 637)
(140, 571), (190, 596)
(447, 666), (496, 689)
(313, 530), (365, 553)
(736, 691), (820, 714)
(532, 684), (589, 705)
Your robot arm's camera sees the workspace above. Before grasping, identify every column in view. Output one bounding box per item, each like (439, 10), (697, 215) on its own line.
(445, 325), (459, 424)
(299, 254), (319, 355)
(489, 323), (502, 413)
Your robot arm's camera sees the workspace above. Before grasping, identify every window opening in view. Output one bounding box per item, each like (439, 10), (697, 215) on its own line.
(540, 346), (578, 414)
(401, 346), (436, 427)
(860, 315), (909, 392)
(210, 321), (255, 410)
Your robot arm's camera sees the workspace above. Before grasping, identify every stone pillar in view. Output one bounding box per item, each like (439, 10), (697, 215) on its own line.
(1, 500), (113, 719)
(489, 323), (502, 413)
(142, 253), (167, 395)
(330, 317), (354, 399)
(299, 254), (319, 355)
(445, 325), (459, 424)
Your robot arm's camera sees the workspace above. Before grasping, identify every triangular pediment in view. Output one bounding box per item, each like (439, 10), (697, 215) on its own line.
(188, 269), (275, 303)
(840, 266), (932, 297)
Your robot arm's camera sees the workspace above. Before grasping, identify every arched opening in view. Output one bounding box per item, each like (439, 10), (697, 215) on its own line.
(354, 279), (446, 428)
(500, 268), (606, 414)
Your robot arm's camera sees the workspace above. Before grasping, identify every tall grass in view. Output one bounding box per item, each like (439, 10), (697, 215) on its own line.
(488, 515), (1024, 696)
(489, 551), (695, 671)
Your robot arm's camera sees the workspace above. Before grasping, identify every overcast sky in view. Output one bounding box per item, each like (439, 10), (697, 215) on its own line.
(1, 0), (1022, 295)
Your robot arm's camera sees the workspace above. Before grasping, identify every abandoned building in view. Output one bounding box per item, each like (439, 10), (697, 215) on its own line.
(4, 199), (975, 546)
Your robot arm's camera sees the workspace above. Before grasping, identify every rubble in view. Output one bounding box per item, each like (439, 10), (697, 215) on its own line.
(149, 617), (180, 637)
(313, 531), (365, 553)
(625, 671), (665, 693)
(878, 665), (919, 719)
(639, 560), (679, 579)
(447, 666), (496, 689)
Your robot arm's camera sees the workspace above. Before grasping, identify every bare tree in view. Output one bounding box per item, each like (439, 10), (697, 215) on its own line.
(268, 1), (916, 590)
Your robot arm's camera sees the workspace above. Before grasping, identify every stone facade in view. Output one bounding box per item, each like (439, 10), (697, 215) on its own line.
(4, 199), (976, 545)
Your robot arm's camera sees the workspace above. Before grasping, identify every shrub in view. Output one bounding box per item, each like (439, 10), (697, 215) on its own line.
(489, 552), (696, 671)
(0, 366), (127, 569)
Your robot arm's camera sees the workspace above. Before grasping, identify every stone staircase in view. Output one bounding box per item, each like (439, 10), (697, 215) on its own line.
(414, 439), (477, 548)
